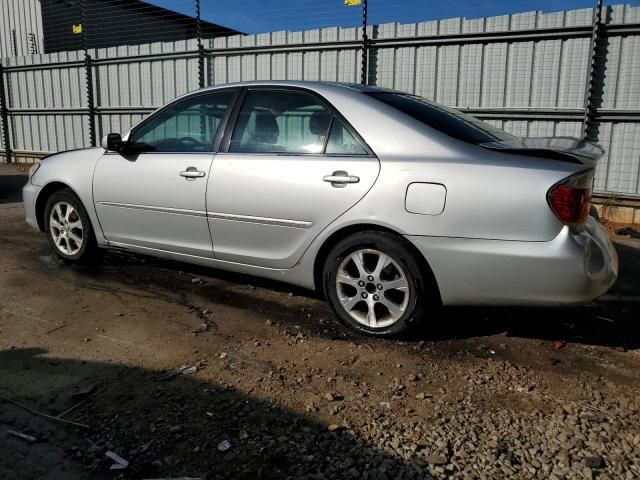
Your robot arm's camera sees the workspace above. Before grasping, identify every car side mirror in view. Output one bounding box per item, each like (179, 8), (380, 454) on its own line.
(102, 133), (124, 152)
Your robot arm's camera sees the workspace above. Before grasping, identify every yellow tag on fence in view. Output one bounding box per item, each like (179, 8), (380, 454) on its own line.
(72, 24), (83, 34)
(344, 0), (362, 6)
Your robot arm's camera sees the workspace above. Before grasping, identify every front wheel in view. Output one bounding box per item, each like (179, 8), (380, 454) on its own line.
(323, 231), (433, 336)
(44, 189), (99, 263)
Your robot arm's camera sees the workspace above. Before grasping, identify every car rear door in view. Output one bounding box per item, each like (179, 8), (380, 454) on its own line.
(93, 90), (237, 257)
(206, 87), (380, 269)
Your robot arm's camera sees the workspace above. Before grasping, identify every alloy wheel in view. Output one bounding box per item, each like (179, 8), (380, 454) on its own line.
(49, 201), (84, 256)
(335, 248), (410, 328)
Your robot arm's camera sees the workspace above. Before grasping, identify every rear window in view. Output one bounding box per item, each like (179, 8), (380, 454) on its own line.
(368, 92), (516, 144)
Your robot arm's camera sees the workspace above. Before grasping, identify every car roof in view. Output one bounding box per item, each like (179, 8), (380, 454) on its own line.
(194, 80), (390, 95)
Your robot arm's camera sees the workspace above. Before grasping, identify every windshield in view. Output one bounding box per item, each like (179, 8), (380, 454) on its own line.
(368, 92), (516, 144)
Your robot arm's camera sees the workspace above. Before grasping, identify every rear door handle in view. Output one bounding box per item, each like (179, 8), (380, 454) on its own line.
(179, 167), (206, 180)
(323, 171), (360, 188)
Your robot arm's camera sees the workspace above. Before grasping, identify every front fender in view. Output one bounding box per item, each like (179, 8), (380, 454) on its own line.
(31, 147), (107, 245)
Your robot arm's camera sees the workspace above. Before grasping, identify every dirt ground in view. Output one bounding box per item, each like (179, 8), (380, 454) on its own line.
(1, 169), (639, 480)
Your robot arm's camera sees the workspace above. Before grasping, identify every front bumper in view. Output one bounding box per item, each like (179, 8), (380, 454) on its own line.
(22, 182), (43, 232)
(406, 217), (618, 306)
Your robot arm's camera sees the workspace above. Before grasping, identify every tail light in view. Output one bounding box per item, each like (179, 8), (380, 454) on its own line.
(548, 171), (593, 228)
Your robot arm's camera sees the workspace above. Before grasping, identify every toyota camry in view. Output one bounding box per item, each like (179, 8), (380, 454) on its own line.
(23, 81), (618, 336)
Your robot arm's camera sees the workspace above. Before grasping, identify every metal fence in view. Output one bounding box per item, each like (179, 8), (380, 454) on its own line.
(1, 2), (640, 198)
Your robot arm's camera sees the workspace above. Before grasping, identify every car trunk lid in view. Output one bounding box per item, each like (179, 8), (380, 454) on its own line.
(479, 137), (604, 167)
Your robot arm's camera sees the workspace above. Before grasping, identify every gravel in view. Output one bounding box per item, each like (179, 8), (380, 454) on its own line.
(62, 350), (640, 480)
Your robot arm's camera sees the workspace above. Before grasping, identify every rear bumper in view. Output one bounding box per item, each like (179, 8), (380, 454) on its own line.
(22, 182), (42, 232)
(406, 217), (618, 306)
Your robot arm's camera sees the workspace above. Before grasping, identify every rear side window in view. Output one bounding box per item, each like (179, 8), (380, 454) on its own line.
(230, 90), (331, 154)
(368, 92), (515, 144)
(326, 118), (368, 155)
(228, 89), (370, 156)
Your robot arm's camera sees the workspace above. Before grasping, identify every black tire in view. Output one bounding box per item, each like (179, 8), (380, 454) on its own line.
(322, 231), (435, 336)
(44, 188), (100, 263)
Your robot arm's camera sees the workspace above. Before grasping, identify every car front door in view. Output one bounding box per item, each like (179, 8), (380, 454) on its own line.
(207, 88), (380, 269)
(93, 90), (237, 257)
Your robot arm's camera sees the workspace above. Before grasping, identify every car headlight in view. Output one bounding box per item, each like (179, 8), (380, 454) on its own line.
(28, 162), (41, 179)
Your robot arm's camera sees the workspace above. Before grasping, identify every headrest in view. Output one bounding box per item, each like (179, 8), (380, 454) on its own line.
(309, 111), (331, 136)
(253, 111), (279, 144)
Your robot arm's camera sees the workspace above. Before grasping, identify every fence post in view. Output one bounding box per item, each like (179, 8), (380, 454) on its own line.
(196, 0), (205, 88)
(84, 54), (97, 147)
(582, 0), (604, 141)
(360, 0), (369, 85)
(0, 62), (12, 164)
(81, 0), (97, 147)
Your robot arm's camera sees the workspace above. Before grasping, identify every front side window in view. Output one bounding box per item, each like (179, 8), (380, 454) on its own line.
(368, 92), (515, 144)
(229, 90), (333, 154)
(128, 91), (235, 153)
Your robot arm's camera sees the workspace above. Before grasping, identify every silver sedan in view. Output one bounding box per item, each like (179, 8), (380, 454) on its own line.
(23, 81), (618, 336)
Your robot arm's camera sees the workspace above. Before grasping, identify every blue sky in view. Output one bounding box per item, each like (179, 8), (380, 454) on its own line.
(148, 0), (640, 34)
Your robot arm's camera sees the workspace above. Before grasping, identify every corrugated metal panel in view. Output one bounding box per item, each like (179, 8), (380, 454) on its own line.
(414, 45), (437, 100)
(0, 0), (44, 58)
(614, 35), (640, 110)
(5, 50), (86, 109)
(530, 40), (562, 108)
(9, 114), (88, 152)
(505, 42), (534, 108)
(481, 42), (508, 107)
(603, 122), (640, 195)
(557, 37), (590, 108)
(458, 44), (482, 107)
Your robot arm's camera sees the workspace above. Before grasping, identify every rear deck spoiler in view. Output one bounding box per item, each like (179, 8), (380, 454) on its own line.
(479, 137), (604, 167)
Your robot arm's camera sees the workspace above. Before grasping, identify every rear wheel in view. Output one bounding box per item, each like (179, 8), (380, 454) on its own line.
(323, 231), (432, 336)
(44, 189), (99, 263)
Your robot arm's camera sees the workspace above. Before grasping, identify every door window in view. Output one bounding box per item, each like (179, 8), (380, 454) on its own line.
(229, 90), (332, 154)
(128, 91), (235, 153)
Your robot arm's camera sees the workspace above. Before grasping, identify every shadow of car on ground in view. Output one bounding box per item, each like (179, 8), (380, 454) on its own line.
(0, 347), (429, 480)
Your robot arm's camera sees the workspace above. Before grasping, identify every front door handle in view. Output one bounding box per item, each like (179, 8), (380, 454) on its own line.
(179, 167), (206, 180)
(323, 170), (360, 188)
